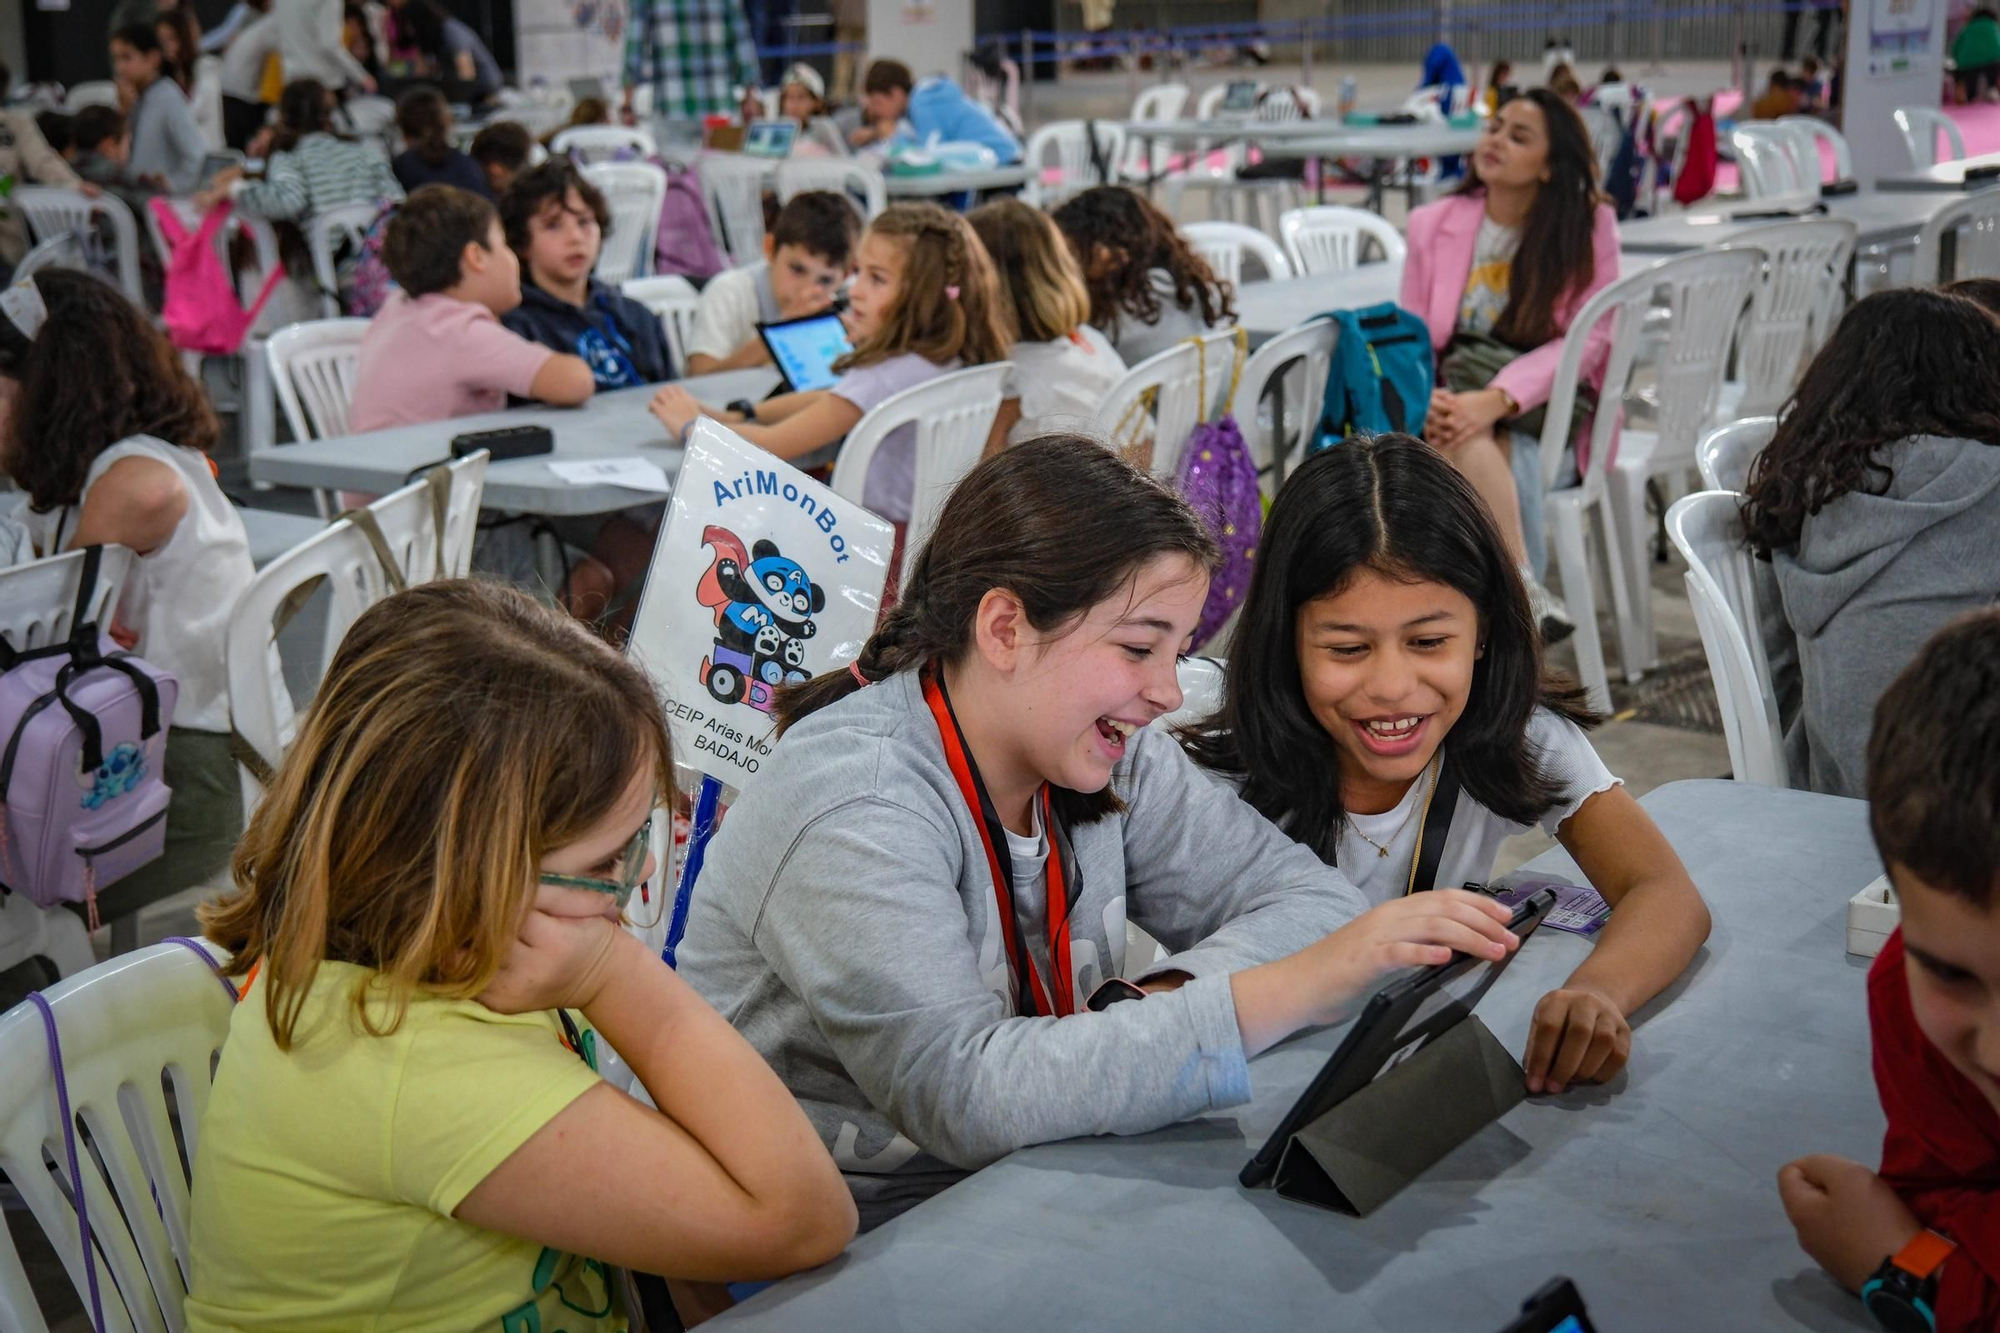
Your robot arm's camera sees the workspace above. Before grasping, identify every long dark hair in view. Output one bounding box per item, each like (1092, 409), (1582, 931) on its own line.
(271, 78), (345, 154)
(1455, 87), (1604, 348)
(1182, 435), (1594, 863)
(1743, 287), (2000, 556)
(0, 270), (219, 511)
(776, 434), (1219, 825)
(110, 23), (175, 92)
(154, 9), (201, 93)
(1051, 185), (1236, 342)
(396, 84), (456, 168)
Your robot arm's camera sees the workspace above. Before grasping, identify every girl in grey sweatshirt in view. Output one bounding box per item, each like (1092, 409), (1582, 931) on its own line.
(674, 436), (1526, 1230)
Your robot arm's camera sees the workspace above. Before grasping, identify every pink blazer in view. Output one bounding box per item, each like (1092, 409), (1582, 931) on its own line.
(1399, 192), (1622, 469)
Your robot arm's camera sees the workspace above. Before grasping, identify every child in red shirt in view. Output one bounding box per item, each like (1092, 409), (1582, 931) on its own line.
(1780, 607), (2000, 1331)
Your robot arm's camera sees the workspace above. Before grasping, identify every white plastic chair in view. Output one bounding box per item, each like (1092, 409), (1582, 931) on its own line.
(1667, 491), (1788, 786)
(1729, 125), (1817, 205)
(336, 94), (398, 141)
(551, 124), (660, 162)
(1093, 328), (1243, 480)
(1698, 416), (1777, 495)
(190, 54), (225, 151)
(11, 186), (145, 308)
(1893, 106), (1965, 170)
(1715, 219), (1855, 418)
(1778, 115), (1852, 180)
(267, 317), (367, 443)
(0, 940), (238, 1333)
(774, 156), (887, 220)
(621, 275), (701, 374)
(1020, 120), (1126, 209)
(696, 154), (772, 269)
(1606, 247), (1765, 679)
(0, 548), (135, 982)
(1277, 205), (1408, 276)
(1181, 220), (1293, 288)
(305, 202), (379, 318)
(63, 80), (120, 111)
(1120, 83), (1190, 182)
(1236, 317), (1336, 497)
(1915, 189), (2000, 284)
(828, 363), (1012, 591)
(1161, 654), (1226, 730)
(581, 160), (668, 284)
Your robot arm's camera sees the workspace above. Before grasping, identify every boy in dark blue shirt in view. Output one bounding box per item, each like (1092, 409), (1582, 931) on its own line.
(499, 160), (675, 388)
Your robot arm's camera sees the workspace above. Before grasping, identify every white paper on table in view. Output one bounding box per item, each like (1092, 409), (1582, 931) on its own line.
(547, 457), (676, 494)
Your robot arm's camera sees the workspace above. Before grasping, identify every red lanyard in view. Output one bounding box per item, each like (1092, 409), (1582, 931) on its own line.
(921, 669), (1076, 1018)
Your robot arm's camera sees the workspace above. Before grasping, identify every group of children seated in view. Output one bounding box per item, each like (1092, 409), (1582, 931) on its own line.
(5, 57), (1999, 1331)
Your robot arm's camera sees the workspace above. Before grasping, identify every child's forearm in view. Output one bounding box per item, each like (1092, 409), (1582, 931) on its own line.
(751, 389), (820, 423)
(689, 336), (772, 376)
(1561, 874), (1711, 1015)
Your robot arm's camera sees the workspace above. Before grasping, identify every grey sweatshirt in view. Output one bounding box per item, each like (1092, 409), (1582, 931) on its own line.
(127, 77), (208, 197)
(674, 669), (1367, 1228)
(1763, 434), (2000, 797)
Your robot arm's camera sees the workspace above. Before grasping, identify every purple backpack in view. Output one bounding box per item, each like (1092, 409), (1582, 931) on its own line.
(1175, 330), (1262, 649)
(654, 160), (727, 281)
(0, 546), (179, 926)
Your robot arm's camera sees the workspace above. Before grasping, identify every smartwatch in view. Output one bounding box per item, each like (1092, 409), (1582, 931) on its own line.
(1862, 1230), (1956, 1333)
(726, 398), (759, 421)
(1086, 978), (1147, 1011)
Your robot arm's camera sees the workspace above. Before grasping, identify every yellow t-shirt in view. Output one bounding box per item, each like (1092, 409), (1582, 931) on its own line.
(184, 961), (625, 1332)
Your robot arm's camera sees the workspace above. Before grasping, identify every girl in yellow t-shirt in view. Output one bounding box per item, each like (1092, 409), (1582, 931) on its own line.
(184, 580), (856, 1332)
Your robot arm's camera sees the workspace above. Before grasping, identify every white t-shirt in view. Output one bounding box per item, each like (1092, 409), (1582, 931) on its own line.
(1456, 216), (1521, 339)
(1002, 803), (1053, 1001)
(687, 263), (781, 363)
(20, 436), (255, 733)
(1004, 326), (1127, 444)
(1335, 710), (1619, 906)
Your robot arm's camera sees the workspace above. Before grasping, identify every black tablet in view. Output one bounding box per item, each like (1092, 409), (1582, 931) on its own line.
(1496, 1277), (1600, 1333)
(759, 311), (853, 392)
(1239, 887), (1556, 1189)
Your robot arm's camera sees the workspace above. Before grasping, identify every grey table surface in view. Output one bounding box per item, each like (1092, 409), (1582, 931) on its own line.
(881, 165), (1034, 196)
(709, 779), (1886, 1333)
(1618, 190), (1951, 254)
(245, 367), (778, 517)
(1122, 118), (1483, 153)
(1874, 150), (2000, 192)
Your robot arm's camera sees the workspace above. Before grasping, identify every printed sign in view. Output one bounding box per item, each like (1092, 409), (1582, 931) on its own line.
(626, 418), (895, 790)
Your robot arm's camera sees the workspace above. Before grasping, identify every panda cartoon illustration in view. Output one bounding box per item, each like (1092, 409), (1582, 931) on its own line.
(694, 526), (827, 712)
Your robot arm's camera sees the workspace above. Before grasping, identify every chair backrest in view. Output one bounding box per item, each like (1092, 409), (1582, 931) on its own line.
(1236, 317), (1337, 496)
(361, 454), (489, 585)
(63, 80), (119, 111)
(1092, 328), (1243, 479)
(11, 186), (145, 308)
(0, 940), (237, 1333)
(827, 362), (1012, 589)
(11, 232), (92, 286)
(1916, 189), (2000, 283)
(1717, 218), (1856, 416)
(190, 54), (225, 151)
(1729, 125), (1815, 202)
(1181, 221), (1292, 287)
(1666, 490), (1787, 786)
(773, 157), (887, 220)
(1277, 205), (1408, 276)
(266, 318), (369, 442)
(1122, 83), (1190, 178)
(0, 547), (134, 657)
(1021, 120), (1126, 208)
(1893, 105), (1965, 169)
(697, 154), (772, 269)
(551, 124), (660, 163)
(1256, 86), (1322, 121)
(581, 160), (668, 284)
(305, 202), (380, 318)
(337, 94), (397, 140)
(1698, 416), (1777, 494)
(1160, 654), (1225, 731)
(1777, 114), (1852, 179)
(1193, 82), (1260, 120)
(620, 275), (701, 373)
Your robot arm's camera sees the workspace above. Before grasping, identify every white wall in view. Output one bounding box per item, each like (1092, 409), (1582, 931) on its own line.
(1844, 0), (1948, 185)
(864, 0), (973, 82)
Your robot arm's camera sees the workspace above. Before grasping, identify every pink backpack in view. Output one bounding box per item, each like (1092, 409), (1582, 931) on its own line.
(654, 161), (727, 281)
(149, 198), (286, 355)
(0, 547), (179, 926)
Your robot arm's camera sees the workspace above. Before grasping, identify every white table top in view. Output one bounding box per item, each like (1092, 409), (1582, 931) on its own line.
(708, 779), (1886, 1332)
(1618, 190), (1949, 253)
(246, 367), (778, 517)
(1873, 150), (2000, 192)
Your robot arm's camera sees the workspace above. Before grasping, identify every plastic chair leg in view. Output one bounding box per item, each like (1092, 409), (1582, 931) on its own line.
(1593, 488), (1645, 686)
(1552, 505), (1613, 713)
(1607, 463), (1656, 677)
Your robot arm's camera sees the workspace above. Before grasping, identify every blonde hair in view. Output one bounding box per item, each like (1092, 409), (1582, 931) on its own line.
(202, 580), (674, 1050)
(968, 197), (1092, 345)
(838, 202), (1011, 372)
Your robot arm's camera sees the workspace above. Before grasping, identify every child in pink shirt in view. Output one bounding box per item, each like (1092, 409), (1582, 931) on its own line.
(350, 184), (594, 432)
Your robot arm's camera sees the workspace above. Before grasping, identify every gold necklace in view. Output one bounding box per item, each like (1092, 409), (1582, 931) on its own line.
(1344, 754), (1439, 859)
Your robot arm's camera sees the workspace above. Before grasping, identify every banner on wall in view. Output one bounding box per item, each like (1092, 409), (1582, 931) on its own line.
(626, 418), (896, 792)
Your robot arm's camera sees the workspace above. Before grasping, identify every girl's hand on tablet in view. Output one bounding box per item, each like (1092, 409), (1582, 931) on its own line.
(1523, 983), (1631, 1094)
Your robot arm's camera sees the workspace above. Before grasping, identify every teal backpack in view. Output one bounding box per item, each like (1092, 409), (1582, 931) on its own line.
(1310, 303), (1435, 451)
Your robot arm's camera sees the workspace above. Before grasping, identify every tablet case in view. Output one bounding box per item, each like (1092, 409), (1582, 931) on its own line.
(1270, 1011), (1526, 1216)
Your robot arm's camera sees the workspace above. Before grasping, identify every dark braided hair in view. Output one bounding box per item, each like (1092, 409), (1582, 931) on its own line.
(775, 434), (1219, 824)
(839, 202), (1012, 372)
(1742, 287), (2000, 556)
(1050, 186), (1236, 345)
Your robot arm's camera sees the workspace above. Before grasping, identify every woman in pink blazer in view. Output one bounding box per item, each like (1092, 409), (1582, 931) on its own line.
(1399, 88), (1620, 636)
